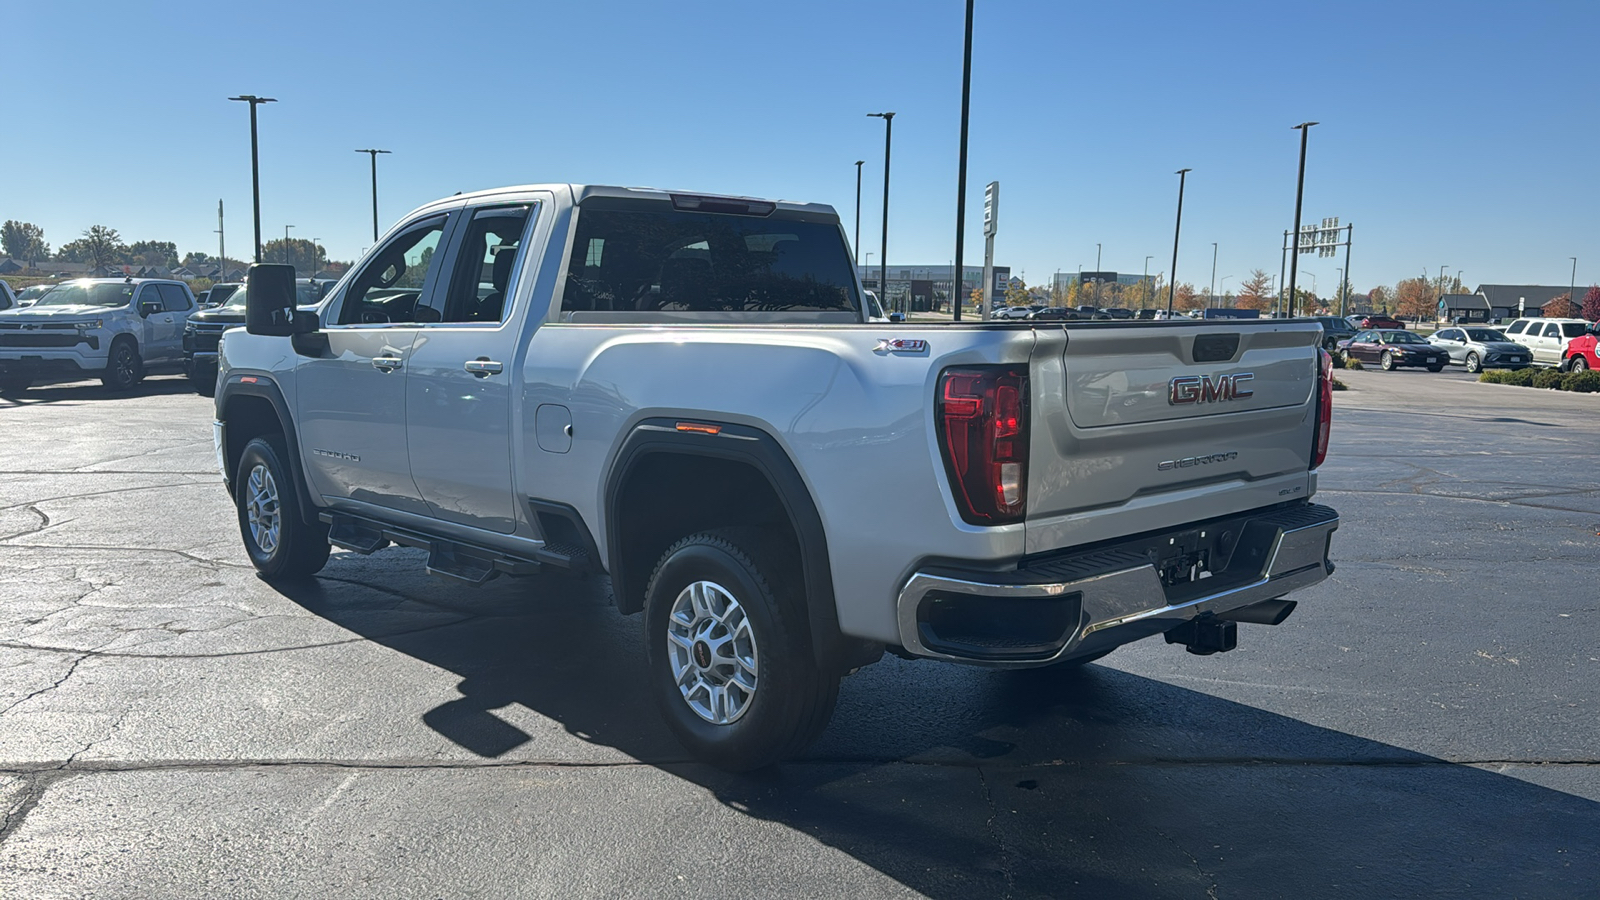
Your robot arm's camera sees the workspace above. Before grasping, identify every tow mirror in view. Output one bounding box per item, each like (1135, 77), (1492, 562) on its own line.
(245, 264), (306, 336)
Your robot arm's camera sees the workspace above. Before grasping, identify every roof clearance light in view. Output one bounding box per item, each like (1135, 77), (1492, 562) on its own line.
(669, 195), (776, 217)
(676, 422), (722, 435)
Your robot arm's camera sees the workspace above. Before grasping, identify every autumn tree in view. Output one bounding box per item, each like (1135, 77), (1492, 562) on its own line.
(1, 221), (48, 261)
(1542, 294), (1579, 318)
(1582, 286), (1600, 322)
(1392, 277), (1434, 321)
(1235, 269), (1274, 311)
(1004, 278), (1032, 307)
(1172, 282), (1202, 312)
(1367, 285), (1390, 314)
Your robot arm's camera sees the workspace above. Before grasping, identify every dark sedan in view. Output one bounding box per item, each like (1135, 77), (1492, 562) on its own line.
(1337, 330), (1446, 371)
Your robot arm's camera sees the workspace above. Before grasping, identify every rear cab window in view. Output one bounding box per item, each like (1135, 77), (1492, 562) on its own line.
(556, 195), (860, 323)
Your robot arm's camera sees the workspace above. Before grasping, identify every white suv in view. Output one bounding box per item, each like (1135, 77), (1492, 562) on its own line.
(0, 277), (197, 395)
(1503, 318), (1593, 367)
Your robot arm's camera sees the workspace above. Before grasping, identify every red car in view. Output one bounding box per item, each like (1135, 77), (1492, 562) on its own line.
(1359, 315), (1404, 329)
(1564, 332), (1599, 373)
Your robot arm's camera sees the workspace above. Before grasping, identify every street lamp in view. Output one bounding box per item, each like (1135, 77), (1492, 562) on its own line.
(854, 160), (864, 266)
(1286, 121), (1318, 317)
(1571, 257), (1579, 311)
(867, 112), (895, 314)
(1094, 242), (1102, 305)
(952, 0), (975, 321)
(355, 149), (392, 243)
(1210, 242), (1218, 304)
(228, 94), (276, 262)
(1168, 168), (1191, 315)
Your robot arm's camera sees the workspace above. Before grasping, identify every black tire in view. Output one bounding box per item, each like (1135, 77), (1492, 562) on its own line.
(1572, 356), (1590, 374)
(644, 528), (839, 771)
(101, 338), (143, 391)
(1428, 364), (1444, 373)
(188, 365), (217, 397)
(1380, 351), (1396, 371)
(0, 376), (30, 397)
(1464, 353), (1481, 373)
(235, 435), (330, 580)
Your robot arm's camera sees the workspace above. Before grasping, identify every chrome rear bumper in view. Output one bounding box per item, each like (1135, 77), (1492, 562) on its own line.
(896, 503), (1338, 667)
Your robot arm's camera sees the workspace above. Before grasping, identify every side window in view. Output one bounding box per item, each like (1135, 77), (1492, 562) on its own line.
(337, 216), (448, 326)
(436, 205), (533, 324)
(1355, 331), (1372, 342)
(1506, 321), (1526, 335)
(1440, 330), (1460, 342)
(1543, 323), (1560, 338)
(157, 284), (191, 312)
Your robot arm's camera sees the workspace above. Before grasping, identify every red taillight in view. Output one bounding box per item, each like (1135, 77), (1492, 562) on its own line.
(1312, 348), (1333, 468)
(937, 366), (1029, 525)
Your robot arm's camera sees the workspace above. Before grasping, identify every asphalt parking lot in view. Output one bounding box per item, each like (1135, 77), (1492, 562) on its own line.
(1, 370), (1597, 898)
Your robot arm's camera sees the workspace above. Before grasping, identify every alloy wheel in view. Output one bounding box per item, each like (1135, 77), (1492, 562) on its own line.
(666, 579), (759, 725)
(245, 464), (281, 556)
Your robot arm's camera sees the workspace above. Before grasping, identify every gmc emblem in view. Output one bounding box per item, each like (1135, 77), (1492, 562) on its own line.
(1169, 373), (1254, 405)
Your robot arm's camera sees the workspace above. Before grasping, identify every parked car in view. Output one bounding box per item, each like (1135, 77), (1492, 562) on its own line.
(214, 183), (1339, 771)
(204, 283), (243, 309)
(1336, 329), (1446, 371)
(1030, 307), (1079, 321)
(184, 278), (333, 395)
(1502, 317), (1592, 367)
(13, 285), (55, 308)
(1100, 307), (1134, 320)
(1563, 332), (1599, 373)
(994, 305), (1034, 319)
(1358, 314), (1404, 329)
(1427, 326), (1532, 372)
(1312, 316), (1357, 355)
(0, 277), (198, 395)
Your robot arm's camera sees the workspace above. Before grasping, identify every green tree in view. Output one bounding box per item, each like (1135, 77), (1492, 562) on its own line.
(262, 238), (323, 276)
(126, 240), (178, 267)
(1, 221), (49, 262)
(1004, 278), (1031, 307)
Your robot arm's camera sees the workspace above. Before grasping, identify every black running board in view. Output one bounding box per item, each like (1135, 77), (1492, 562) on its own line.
(319, 512), (541, 585)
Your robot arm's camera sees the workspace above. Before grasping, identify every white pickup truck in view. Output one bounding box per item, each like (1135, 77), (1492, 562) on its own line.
(0, 277), (198, 395)
(214, 184), (1339, 770)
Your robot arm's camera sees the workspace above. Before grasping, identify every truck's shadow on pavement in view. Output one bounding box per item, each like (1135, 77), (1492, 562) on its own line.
(279, 557), (1600, 900)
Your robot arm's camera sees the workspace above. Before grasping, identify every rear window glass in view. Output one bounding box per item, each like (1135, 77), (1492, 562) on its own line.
(1506, 321), (1527, 334)
(559, 199), (859, 317)
(1561, 323), (1587, 338)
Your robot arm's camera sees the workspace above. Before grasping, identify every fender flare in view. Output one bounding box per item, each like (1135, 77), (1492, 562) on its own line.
(605, 418), (864, 672)
(216, 374), (319, 526)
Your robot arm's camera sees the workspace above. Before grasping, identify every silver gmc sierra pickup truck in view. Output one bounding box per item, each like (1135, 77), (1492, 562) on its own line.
(214, 184), (1339, 770)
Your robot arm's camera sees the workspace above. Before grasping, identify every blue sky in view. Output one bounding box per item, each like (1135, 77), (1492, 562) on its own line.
(5, 0), (1597, 295)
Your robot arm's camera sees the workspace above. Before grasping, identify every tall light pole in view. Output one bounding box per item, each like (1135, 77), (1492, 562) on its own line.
(228, 95), (276, 262)
(355, 149), (391, 243)
(1210, 242), (1218, 304)
(1571, 257), (1579, 310)
(1168, 168), (1191, 315)
(1144, 255), (1153, 307)
(854, 160), (864, 266)
(1286, 121), (1318, 317)
(215, 199), (225, 276)
(868, 112), (895, 314)
(952, 0), (974, 320)
(1094, 242), (1102, 305)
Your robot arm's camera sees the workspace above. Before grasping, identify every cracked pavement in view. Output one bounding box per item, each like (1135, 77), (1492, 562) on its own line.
(1, 371), (1597, 898)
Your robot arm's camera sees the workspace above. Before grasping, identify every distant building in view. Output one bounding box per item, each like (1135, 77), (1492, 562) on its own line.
(1437, 293), (1499, 323)
(858, 264), (1010, 312)
(1473, 284), (1577, 319)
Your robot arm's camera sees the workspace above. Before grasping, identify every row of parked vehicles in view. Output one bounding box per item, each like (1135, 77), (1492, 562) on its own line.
(1323, 315), (1598, 373)
(0, 276), (333, 396)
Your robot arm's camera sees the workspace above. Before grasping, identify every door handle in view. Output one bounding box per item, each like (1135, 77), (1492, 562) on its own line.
(372, 356), (403, 371)
(464, 358), (503, 377)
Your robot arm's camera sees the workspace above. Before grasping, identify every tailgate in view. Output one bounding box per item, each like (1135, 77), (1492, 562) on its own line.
(1025, 322), (1320, 553)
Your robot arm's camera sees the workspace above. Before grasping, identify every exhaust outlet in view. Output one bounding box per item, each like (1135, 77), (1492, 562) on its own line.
(1218, 598), (1298, 626)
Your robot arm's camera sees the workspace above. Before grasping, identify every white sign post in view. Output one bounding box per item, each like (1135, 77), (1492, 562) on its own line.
(981, 181), (998, 321)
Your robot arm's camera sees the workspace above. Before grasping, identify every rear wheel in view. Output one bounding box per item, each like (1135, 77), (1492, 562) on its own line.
(644, 528), (839, 771)
(1464, 353), (1482, 373)
(101, 339), (142, 391)
(1570, 356), (1589, 373)
(1380, 351), (1396, 371)
(235, 435), (330, 580)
